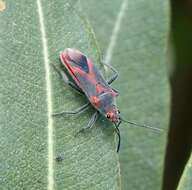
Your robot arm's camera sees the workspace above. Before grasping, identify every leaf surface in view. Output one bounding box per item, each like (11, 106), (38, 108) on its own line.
(178, 156), (192, 190)
(177, 154), (192, 190)
(0, 1), (120, 189)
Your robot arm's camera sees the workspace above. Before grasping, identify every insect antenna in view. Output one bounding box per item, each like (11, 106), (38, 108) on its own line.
(120, 117), (162, 133)
(115, 127), (121, 153)
(115, 121), (121, 152)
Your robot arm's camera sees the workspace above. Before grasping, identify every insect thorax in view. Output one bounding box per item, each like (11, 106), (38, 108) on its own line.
(98, 92), (117, 115)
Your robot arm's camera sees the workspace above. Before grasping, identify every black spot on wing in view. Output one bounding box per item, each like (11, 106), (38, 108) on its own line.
(72, 54), (89, 73)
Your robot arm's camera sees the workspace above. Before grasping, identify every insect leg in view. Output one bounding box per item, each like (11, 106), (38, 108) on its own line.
(52, 102), (90, 116)
(85, 111), (99, 129)
(115, 127), (121, 153)
(101, 62), (119, 84)
(51, 63), (84, 94)
(75, 111), (99, 135)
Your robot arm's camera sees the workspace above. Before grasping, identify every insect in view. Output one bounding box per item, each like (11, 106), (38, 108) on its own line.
(52, 48), (161, 152)
(55, 154), (64, 163)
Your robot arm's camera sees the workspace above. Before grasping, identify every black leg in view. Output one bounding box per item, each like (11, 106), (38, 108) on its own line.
(115, 120), (121, 153)
(52, 102), (90, 116)
(115, 127), (121, 153)
(51, 63), (84, 95)
(101, 62), (119, 84)
(75, 111), (99, 135)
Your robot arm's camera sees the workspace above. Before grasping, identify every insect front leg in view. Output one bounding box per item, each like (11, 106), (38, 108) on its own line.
(75, 111), (99, 135)
(101, 62), (119, 84)
(52, 102), (90, 116)
(51, 63), (84, 95)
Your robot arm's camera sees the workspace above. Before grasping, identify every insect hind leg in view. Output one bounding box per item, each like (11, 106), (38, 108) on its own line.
(52, 102), (90, 117)
(51, 63), (84, 95)
(101, 62), (118, 84)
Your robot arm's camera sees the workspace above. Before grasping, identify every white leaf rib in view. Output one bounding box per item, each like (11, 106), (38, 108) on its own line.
(37, 0), (54, 190)
(104, 0), (128, 70)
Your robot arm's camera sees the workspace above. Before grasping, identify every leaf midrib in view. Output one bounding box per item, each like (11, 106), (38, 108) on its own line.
(36, 0), (54, 189)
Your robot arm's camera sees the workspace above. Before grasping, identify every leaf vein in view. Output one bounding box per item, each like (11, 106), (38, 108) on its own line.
(37, 0), (54, 190)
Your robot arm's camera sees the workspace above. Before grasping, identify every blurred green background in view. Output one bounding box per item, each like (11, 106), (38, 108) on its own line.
(163, 1), (192, 190)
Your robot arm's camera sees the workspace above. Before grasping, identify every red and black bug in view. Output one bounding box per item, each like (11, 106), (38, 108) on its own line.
(52, 48), (161, 152)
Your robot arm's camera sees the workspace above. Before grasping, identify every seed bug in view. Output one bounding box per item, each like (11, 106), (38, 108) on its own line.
(52, 48), (161, 152)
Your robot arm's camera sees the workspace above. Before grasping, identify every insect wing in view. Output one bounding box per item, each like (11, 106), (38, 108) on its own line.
(60, 48), (110, 97)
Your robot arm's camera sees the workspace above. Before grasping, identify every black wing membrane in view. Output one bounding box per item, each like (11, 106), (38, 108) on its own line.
(67, 53), (111, 97)
(71, 54), (89, 73)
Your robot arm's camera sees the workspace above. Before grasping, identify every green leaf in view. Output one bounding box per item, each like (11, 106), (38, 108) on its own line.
(0, 0), (120, 189)
(81, 0), (170, 189)
(177, 154), (192, 190)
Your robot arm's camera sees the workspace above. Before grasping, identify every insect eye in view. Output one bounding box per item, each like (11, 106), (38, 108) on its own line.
(107, 114), (110, 119)
(118, 110), (120, 114)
